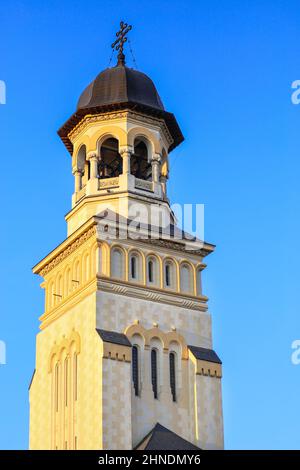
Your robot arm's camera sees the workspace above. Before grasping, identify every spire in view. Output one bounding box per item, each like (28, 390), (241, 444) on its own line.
(111, 21), (132, 66)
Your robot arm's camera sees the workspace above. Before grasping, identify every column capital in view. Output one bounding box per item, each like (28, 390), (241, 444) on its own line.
(87, 151), (99, 161)
(72, 168), (83, 176)
(152, 153), (162, 163)
(119, 145), (133, 155)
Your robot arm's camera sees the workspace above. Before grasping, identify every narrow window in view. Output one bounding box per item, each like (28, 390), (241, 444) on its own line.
(148, 260), (154, 283)
(151, 349), (158, 399)
(196, 269), (202, 296)
(73, 353), (77, 401)
(111, 249), (123, 279)
(180, 264), (191, 293)
(169, 352), (176, 402)
(165, 264), (171, 287)
(131, 256), (137, 280)
(132, 345), (139, 396)
(55, 363), (59, 412)
(64, 357), (68, 407)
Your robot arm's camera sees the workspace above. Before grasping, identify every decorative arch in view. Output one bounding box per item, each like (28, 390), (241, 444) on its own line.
(48, 330), (81, 450)
(180, 261), (194, 294)
(124, 324), (188, 359)
(128, 248), (145, 282)
(110, 245), (127, 280)
(146, 253), (161, 287)
(74, 143), (87, 171)
(163, 257), (177, 289)
(127, 127), (161, 154)
(48, 330), (81, 373)
(92, 125), (128, 150)
(98, 137), (123, 179)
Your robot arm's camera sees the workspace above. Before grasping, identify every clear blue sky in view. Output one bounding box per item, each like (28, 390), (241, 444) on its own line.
(0, 0), (299, 450)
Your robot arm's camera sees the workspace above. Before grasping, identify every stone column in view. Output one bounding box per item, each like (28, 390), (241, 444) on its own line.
(160, 175), (167, 196)
(73, 169), (83, 192)
(88, 152), (99, 179)
(120, 146), (132, 175)
(151, 153), (161, 183)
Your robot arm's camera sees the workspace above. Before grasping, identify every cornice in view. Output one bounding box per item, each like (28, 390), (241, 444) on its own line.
(137, 238), (214, 257)
(39, 277), (97, 329)
(68, 110), (173, 148)
(97, 275), (208, 312)
(33, 222), (97, 277)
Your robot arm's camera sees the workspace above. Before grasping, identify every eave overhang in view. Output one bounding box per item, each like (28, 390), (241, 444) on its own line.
(57, 102), (184, 154)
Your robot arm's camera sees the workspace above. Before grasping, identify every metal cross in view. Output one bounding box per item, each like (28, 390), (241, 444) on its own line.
(111, 21), (132, 57)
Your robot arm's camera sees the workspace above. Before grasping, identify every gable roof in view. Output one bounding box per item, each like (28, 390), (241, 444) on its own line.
(135, 423), (200, 450)
(188, 345), (222, 364)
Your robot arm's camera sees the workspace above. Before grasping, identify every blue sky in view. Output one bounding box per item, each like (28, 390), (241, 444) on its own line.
(0, 0), (299, 449)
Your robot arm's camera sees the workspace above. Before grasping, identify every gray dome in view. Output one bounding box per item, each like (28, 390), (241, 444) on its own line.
(77, 64), (164, 111)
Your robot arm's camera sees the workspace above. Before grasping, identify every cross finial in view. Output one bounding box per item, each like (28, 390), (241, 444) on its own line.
(111, 21), (132, 66)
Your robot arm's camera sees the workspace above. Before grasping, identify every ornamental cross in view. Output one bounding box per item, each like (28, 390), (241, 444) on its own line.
(111, 21), (132, 59)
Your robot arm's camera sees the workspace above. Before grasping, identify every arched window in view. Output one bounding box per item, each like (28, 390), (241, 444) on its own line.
(148, 260), (154, 283)
(196, 269), (202, 296)
(64, 357), (68, 407)
(132, 345), (139, 396)
(131, 138), (152, 180)
(165, 261), (175, 289)
(111, 248), (124, 279)
(180, 263), (192, 294)
(130, 253), (141, 281)
(76, 145), (86, 190)
(165, 264), (170, 286)
(151, 349), (158, 399)
(99, 138), (122, 179)
(169, 352), (176, 402)
(131, 256), (136, 279)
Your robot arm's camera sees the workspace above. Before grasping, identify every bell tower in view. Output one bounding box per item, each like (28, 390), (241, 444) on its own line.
(29, 23), (224, 450)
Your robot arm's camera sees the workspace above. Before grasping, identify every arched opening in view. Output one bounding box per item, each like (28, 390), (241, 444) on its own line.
(76, 145), (86, 172)
(151, 348), (158, 399)
(132, 345), (139, 396)
(196, 269), (202, 296)
(130, 253), (141, 281)
(99, 138), (122, 179)
(169, 352), (177, 402)
(131, 138), (152, 181)
(148, 259), (154, 283)
(111, 248), (124, 279)
(147, 256), (159, 286)
(164, 260), (175, 289)
(180, 263), (192, 294)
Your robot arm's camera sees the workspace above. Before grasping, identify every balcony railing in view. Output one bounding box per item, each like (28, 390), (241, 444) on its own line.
(98, 177), (119, 190)
(135, 178), (153, 192)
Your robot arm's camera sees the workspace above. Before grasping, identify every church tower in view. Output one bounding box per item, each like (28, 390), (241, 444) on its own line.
(29, 23), (224, 450)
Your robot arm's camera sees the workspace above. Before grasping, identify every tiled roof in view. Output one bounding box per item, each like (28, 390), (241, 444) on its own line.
(135, 423), (200, 450)
(188, 345), (222, 364)
(96, 329), (132, 347)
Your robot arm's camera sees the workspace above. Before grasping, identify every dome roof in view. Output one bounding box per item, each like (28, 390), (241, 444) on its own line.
(77, 64), (165, 111)
(58, 60), (184, 154)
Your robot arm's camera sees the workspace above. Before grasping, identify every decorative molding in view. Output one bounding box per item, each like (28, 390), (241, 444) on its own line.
(97, 276), (208, 312)
(135, 178), (153, 192)
(99, 177), (119, 189)
(48, 330), (81, 372)
(137, 238), (210, 256)
(39, 226), (96, 277)
(124, 323), (189, 359)
(68, 110), (173, 148)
